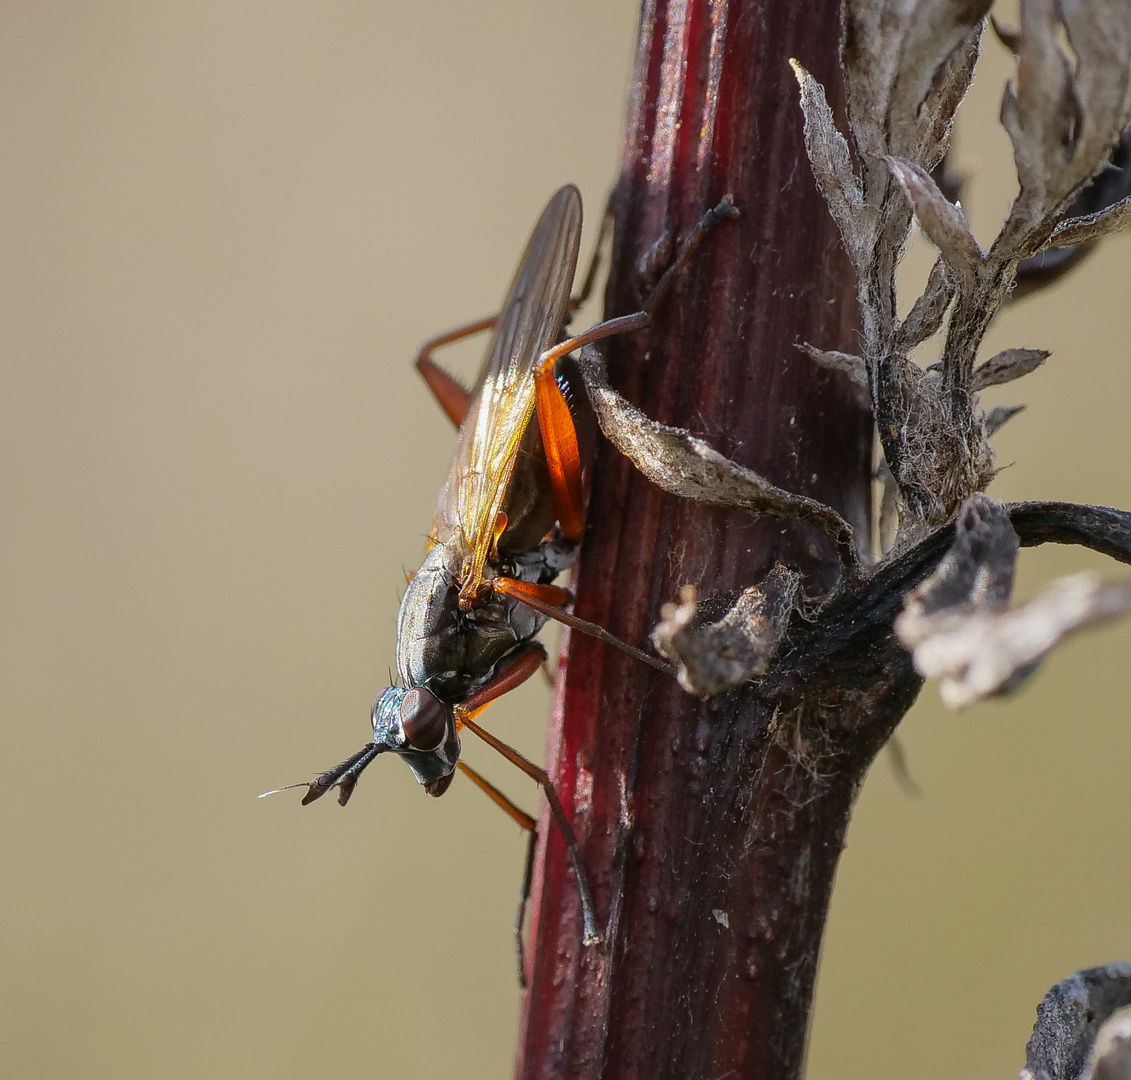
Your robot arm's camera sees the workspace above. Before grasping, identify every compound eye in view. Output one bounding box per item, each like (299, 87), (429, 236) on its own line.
(399, 688), (449, 752)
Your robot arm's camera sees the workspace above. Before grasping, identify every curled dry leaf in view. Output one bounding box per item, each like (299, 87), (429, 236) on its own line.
(910, 20), (983, 172)
(984, 403), (1025, 437)
(1060, 0), (1131, 150)
(999, 0), (1080, 209)
(577, 345), (861, 579)
(840, 0), (897, 162)
(789, 58), (869, 275)
(1084, 1006), (1131, 1080)
(895, 494), (1131, 708)
(652, 566), (801, 698)
(1043, 126), (1131, 245)
(1015, 129), (1131, 296)
(970, 347), (1049, 390)
(898, 494), (1019, 623)
(885, 156), (983, 285)
(796, 342), (870, 411)
(843, 0), (989, 166)
(1022, 963), (1131, 1080)
(903, 571), (1131, 708)
(1046, 192), (1131, 247)
(999, 0), (1131, 255)
(895, 254), (955, 352)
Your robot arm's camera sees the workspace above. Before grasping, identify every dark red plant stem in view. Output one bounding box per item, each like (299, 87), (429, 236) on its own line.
(516, 3), (874, 1079)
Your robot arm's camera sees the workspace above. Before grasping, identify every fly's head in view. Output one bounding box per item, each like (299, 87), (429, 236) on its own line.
(274, 686), (460, 808)
(371, 686), (460, 797)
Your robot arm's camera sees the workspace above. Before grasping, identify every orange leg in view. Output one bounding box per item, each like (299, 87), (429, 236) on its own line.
(493, 577), (675, 676)
(458, 642), (547, 720)
(452, 643), (602, 946)
(533, 312), (649, 541)
(415, 314), (497, 427)
(532, 195), (738, 543)
(456, 760), (538, 986)
(534, 365), (588, 541)
(460, 712), (602, 946)
(457, 760), (535, 832)
(491, 578), (572, 610)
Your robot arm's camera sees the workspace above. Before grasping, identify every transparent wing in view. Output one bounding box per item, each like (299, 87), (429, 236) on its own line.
(432, 185), (582, 597)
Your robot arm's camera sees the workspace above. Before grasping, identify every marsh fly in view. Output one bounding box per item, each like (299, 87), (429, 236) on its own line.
(265, 185), (735, 952)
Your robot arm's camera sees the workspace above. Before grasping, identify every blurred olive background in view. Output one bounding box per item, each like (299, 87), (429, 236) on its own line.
(2, 3), (1128, 1078)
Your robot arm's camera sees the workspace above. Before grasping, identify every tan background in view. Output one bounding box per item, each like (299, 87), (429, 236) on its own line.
(2, 3), (1128, 1078)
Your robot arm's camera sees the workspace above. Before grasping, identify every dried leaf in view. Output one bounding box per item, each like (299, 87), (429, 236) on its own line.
(1035, 128), (1131, 252)
(1084, 1006), (1131, 1080)
(1000, 0), (1081, 204)
(1060, 0), (1131, 149)
(652, 567), (801, 697)
(971, 347), (1049, 390)
(866, 503), (1131, 673)
(842, 0), (899, 161)
(1013, 129), (1131, 296)
(790, 59), (869, 273)
(984, 403), (1025, 437)
(898, 494), (1019, 630)
(888, 6), (989, 167)
(896, 254), (956, 351)
(577, 345), (860, 578)
(886, 156), (983, 284)
(1022, 964), (1131, 1080)
(796, 342), (870, 409)
(999, 0), (1131, 254)
(1046, 192), (1131, 246)
(844, 0), (989, 165)
(904, 571), (1131, 708)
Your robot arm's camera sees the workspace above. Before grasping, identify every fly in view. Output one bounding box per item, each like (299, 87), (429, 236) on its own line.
(264, 185), (736, 959)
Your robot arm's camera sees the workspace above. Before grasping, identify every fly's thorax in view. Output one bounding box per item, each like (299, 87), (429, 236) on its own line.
(371, 685), (460, 793)
(395, 543), (462, 690)
(395, 540), (547, 704)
